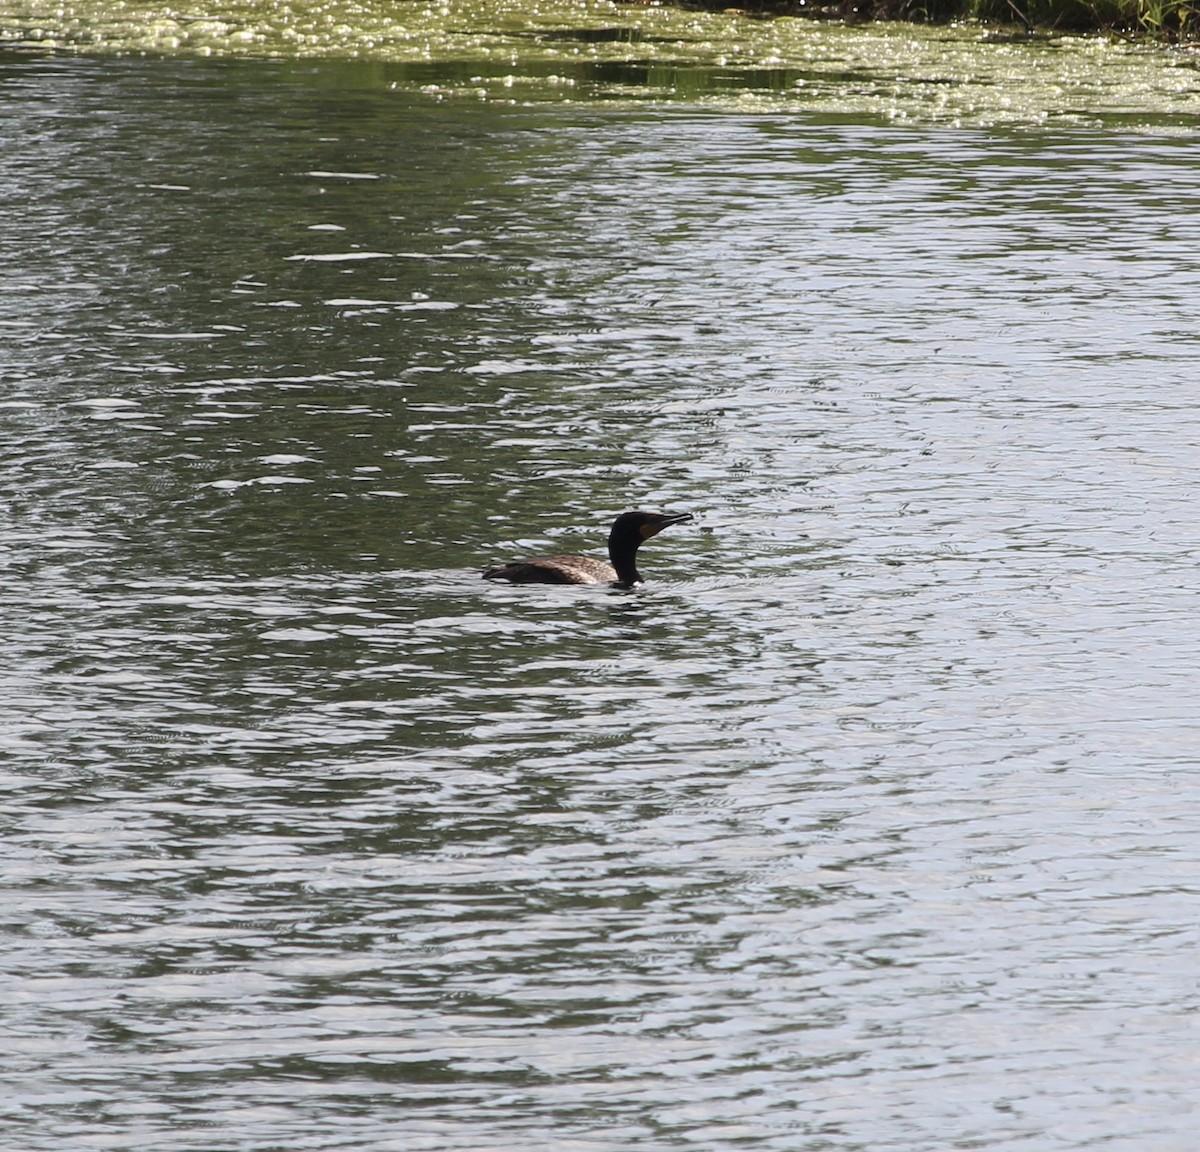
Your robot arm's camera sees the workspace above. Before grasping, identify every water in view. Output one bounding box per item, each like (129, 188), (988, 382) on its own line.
(6, 0), (1200, 128)
(3, 43), (1200, 1152)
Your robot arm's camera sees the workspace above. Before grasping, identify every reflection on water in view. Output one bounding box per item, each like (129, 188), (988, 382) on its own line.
(4, 52), (1200, 1152)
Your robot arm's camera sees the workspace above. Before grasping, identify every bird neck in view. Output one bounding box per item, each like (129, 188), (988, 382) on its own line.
(607, 536), (643, 588)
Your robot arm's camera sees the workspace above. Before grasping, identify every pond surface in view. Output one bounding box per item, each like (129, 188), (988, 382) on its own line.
(3, 26), (1200, 1152)
(5, 0), (1200, 127)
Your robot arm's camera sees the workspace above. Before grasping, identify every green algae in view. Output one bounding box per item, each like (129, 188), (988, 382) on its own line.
(3, 0), (1199, 128)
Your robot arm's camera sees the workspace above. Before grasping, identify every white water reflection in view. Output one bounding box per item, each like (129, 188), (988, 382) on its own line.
(3, 55), (1200, 1152)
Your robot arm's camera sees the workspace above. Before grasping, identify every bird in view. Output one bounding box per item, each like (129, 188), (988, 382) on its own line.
(482, 510), (694, 588)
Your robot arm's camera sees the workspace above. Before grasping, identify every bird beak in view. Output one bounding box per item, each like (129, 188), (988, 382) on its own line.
(641, 512), (694, 539)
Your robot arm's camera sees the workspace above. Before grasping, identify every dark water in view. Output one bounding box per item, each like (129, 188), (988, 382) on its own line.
(4, 52), (1200, 1151)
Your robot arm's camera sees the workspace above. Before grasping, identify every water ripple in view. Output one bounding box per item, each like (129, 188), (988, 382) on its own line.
(3, 57), (1200, 1152)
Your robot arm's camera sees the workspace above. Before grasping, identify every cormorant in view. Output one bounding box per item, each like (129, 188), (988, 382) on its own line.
(482, 510), (693, 588)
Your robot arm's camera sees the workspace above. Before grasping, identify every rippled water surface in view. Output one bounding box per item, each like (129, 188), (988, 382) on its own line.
(4, 46), (1200, 1152)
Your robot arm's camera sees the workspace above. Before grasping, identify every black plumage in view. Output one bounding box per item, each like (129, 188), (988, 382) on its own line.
(483, 510), (693, 588)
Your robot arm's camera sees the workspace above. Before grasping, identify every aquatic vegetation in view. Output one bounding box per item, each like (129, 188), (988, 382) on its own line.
(697, 0), (1200, 39)
(2, 0), (1198, 127)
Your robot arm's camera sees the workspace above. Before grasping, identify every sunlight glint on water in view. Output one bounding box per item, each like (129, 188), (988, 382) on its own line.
(2, 49), (1200, 1152)
(4, 0), (1200, 128)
